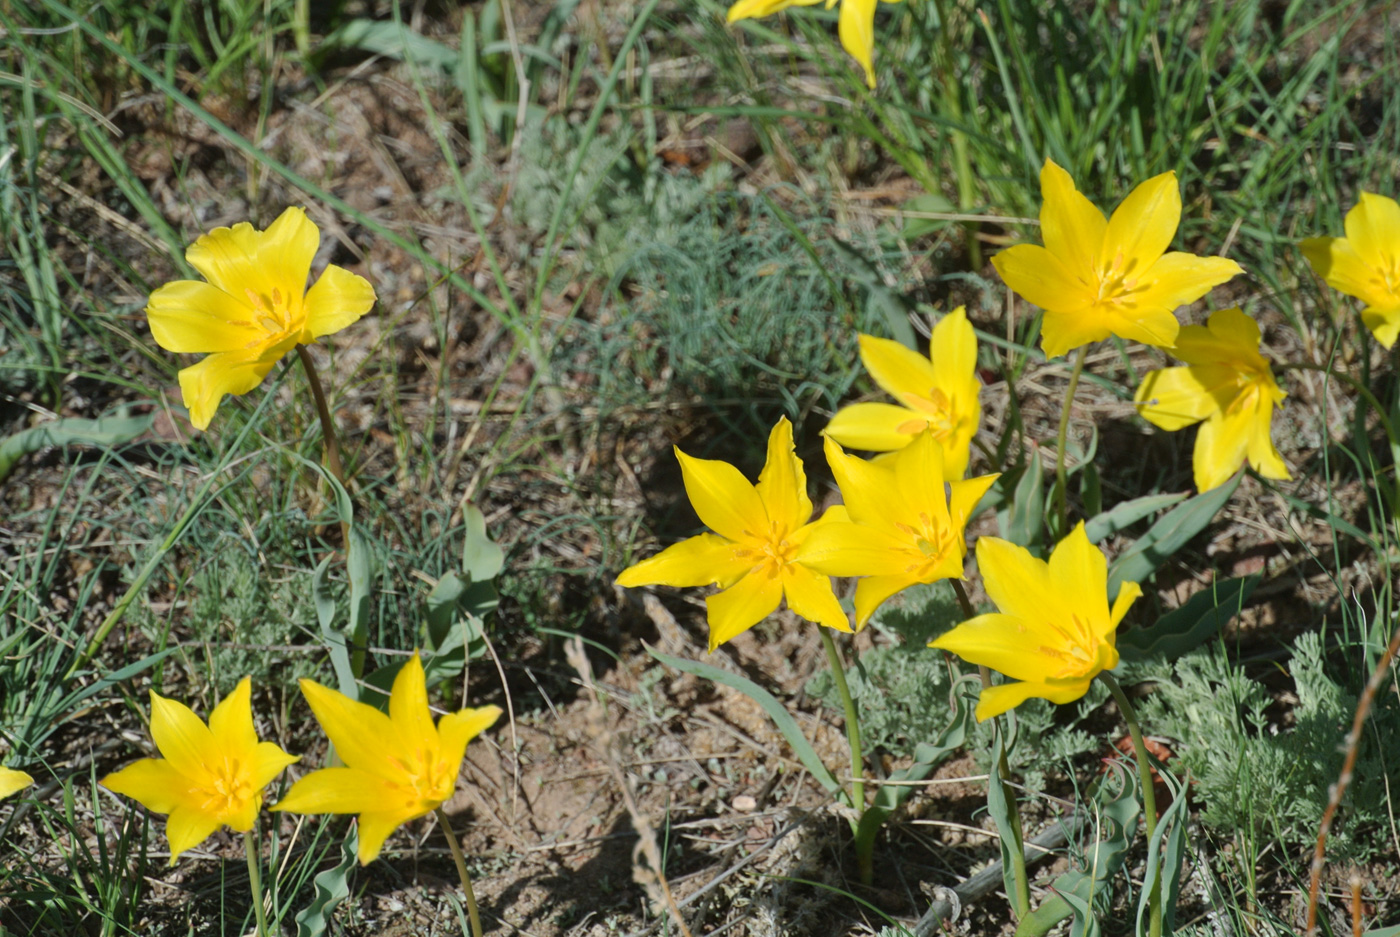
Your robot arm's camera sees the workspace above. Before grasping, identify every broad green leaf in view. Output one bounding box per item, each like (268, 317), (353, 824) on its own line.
(646, 646), (843, 799)
(1138, 767), (1189, 936)
(346, 528), (375, 681)
(1083, 492), (1188, 544)
(0, 413), (153, 482)
(987, 727), (1026, 914)
(901, 192), (956, 241)
(295, 826), (358, 937)
(461, 503), (505, 582)
(999, 448), (1045, 550)
(1107, 472), (1241, 599)
(312, 555), (356, 699)
(323, 18), (457, 70)
(1116, 575), (1257, 663)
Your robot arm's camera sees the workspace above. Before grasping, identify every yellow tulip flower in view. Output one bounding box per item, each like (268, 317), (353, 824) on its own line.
(1134, 307), (1289, 492)
(617, 417), (850, 649)
(1300, 191), (1400, 348)
(146, 207), (376, 430)
(930, 523), (1142, 721)
(795, 429), (998, 628)
(824, 307), (981, 477)
(101, 678), (298, 863)
(0, 766), (34, 800)
(726, 0), (900, 89)
(991, 159), (1243, 359)
(271, 654), (501, 864)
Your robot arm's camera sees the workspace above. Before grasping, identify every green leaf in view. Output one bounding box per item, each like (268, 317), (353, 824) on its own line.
(987, 727), (1026, 912)
(312, 555), (356, 699)
(646, 645), (843, 799)
(1117, 575), (1257, 663)
(0, 413), (153, 482)
(900, 192), (956, 240)
(346, 528), (375, 681)
(1107, 472), (1241, 599)
(999, 448), (1045, 550)
(1138, 767), (1189, 936)
(295, 826), (358, 937)
(1083, 492), (1188, 544)
(322, 18), (457, 70)
(461, 503), (505, 582)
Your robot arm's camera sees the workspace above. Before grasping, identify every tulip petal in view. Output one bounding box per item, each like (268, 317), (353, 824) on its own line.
(859, 333), (937, 408)
(186, 207), (318, 304)
(892, 430), (949, 524)
(1047, 523), (1108, 620)
(947, 472), (998, 532)
(1361, 305), (1400, 349)
(755, 417), (813, 533)
(388, 655), (437, 750)
(676, 447), (767, 543)
(149, 691), (218, 783)
(853, 573), (917, 628)
(1192, 408), (1251, 491)
(705, 567), (783, 650)
(439, 706), (503, 771)
(780, 563), (849, 631)
(1135, 366), (1226, 430)
(356, 809), (419, 864)
(837, 0), (878, 87)
(1301, 236), (1394, 310)
(223, 793), (262, 833)
(207, 677), (257, 755)
(250, 742), (300, 790)
(1039, 160), (1107, 280)
(0, 767), (34, 800)
(297, 680), (399, 780)
(973, 537), (1070, 640)
(930, 613), (1067, 683)
(1104, 171), (1180, 280)
(975, 677), (1091, 722)
(991, 244), (1093, 317)
(825, 402), (926, 452)
(165, 806), (222, 862)
(1245, 395), (1290, 481)
(272, 766), (397, 815)
(304, 265), (376, 339)
(794, 521), (911, 577)
(616, 533), (752, 589)
(101, 758), (196, 815)
(823, 436), (900, 529)
(146, 281), (262, 353)
(1344, 192), (1400, 273)
(726, 0), (817, 22)
(1109, 581), (1142, 632)
(1133, 252), (1243, 316)
(1039, 307), (1119, 359)
(177, 343), (290, 431)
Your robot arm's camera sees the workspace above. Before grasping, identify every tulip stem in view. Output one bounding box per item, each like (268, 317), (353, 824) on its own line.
(296, 345), (351, 544)
(1100, 671), (1161, 937)
(436, 806), (485, 937)
(243, 830), (269, 937)
(1052, 345), (1089, 538)
(819, 626), (870, 882)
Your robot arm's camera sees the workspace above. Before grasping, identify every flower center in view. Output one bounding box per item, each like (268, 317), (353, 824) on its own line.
(386, 746), (455, 815)
(898, 387), (957, 439)
(1035, 613), (1110, 679)
(894, 510), (953, 576)
(1092, 249), (1147, 307)
(200, 757), (255, 819)
(735, 521), (797, 578)
(244, 287), (299, 341)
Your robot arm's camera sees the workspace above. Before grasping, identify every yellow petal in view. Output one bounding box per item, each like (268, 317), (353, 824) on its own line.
(1344, 192), (1400, 273)
(1192, 408), (1251, 492)
(727, 0), (815, 22)
(676, 447), (767, 543)
(1361, 305), (1400, 349)
(947, 472), (999, 532)
(0, 767), (34, 800)
(298, 679), (400, 781)
(822, 436), (899, 530)
(891, 430), (948, 524)
(1103, 171), (1180, 278)
(304, 265), (376, 339)
(780, 563), (850, 631)
(164, 806), (222, 862)
(837, 0), (878, 88)
(1046, 523), (1108, 623)
(185, 207), (319, 305)
(271, 766), (396, 815)
(1039, 307), (1118, 359)
(858, 333), (939, 412)
(223, 793), (262, 833)
(438, 705), (503, 772)
(250, 742), (300, 790)
(388, 654), (437, 750)
(616, 534), (752, 589)
(1038, 159), (1107, 280)
(1109, 581), (1142, 632)
(101, 758), (196, 815)
(755, 417), (813, 533)
(824, 402), (926, 452)
(853, 573), (917, 628)
(1101, 304), (1182, 350)
(929, 613), (1066, 682)
(975, 677), (1092, 722)
(146, 281), (262, 353)
(705, 567), (783, 650)
(1245, 393), (1290, 481)
(991, 244), (1094, 317)
(206, 677), (257, 756)
(974, 536), (1069, 641)
(796, 521), (915, 576)
(177, 343), (292, 431)
(1301, 236), (1391, 309)
(929, 306), (979, 397)
(1135, 366), (1228, 431)
(356, 809), (421, 864)
(149, 690), (218, 783)
(1132, 252), (1243, 317)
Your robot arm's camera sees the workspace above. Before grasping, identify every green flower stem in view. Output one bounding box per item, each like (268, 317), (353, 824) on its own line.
(1053, 346), (1089, 537)
(930, 0), (980, 270)
(295, 345), (351, 545)
(436, 806), (485, 937)
(819, 626), (870, 881)
(243, 829), (269, 937)
(951, 579), (1031, 918)
(1100, 671), (1161, 937)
